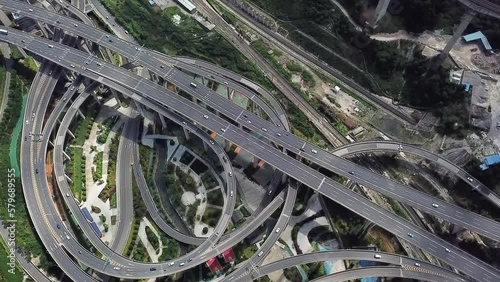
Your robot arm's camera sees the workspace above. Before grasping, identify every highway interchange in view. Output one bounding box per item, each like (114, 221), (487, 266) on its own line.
(1, 0), (500, 281)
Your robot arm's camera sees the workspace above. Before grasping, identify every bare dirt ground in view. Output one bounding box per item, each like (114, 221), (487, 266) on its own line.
(46, 151), (54, 195)
(368, 227), (397, 253)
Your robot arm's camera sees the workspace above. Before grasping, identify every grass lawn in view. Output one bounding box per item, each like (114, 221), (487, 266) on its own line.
(69, 147), (85, 201)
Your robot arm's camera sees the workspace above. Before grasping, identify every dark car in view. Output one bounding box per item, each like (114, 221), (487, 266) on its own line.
(150, 267), (156, 271)
(35, 169), (39, 174)
(56, 224), (61, 229)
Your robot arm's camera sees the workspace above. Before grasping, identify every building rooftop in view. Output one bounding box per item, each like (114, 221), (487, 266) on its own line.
(480, 154), (500, 170)
(463, 31), (492, 51)
(177, 0), (196, 12)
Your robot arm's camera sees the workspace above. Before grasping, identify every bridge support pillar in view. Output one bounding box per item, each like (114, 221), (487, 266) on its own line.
(76, 109), (85, 120)
(65, 174), (73, 183)
(133, 100), (146, 117)
(110, 88), (122, 105)
(67, 129), (75, 139)
(63, 150), (71, 161)
(357, 220), (376, 239)
(432, 11), (475, 71)
(252, 157), (260, 168)
(183, 127), (191, 140)
(369, 0), (391, 28)
(203, 141), (208, 152)
(158, 114), (167, 129)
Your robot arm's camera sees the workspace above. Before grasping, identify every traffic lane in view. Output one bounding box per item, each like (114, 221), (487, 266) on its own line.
(219, 126), (498, 281)
(246, 251), (468, 282)
(23, 72), (98, 281)
(9, 31), (498, 282)
(310, 266), (445, 282)
(227, 105), (500, 240)
(336, 141), (499, 204)
(222, 181), (297, 281)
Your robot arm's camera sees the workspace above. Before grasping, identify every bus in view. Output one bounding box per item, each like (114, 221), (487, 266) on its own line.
(0, 29), (8, 35)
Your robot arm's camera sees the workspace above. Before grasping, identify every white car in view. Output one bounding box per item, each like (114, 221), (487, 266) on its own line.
(432, 203), (439, 208)
(467, 177), (473, 182)
(414, 263), (421, 267)
(311, 149), (318, 154)
(230, 191), (234, 197)
(258, 251), (264, 257)
(445, 248), (450, 253)
(209, 140), (214, 145)
(66, 193), (70, 197)
(261, 128), (267, 132)
(220, 128), (226, 133)
(203, 115), (209, 119)
(113, 267), (120, 270)
(374, 254), (381, 259)
(275, 228), (280, 233)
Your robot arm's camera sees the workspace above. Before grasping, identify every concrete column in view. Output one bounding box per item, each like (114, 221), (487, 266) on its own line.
(76, 109), (85, 119)
(369, 0), (391, 28)
(203, 141), (208, 152)
(183, 127), (190, 140)
(252, 157), (260, 168)
(67, 129), (75, 139)
(158, 114), (167, 129)
(432, 11), (475, 70)
(133, 100), (146, 117)
(63, 150), (71, 161)
(65, 174), (73, 183)
(110, 88), (122, 105)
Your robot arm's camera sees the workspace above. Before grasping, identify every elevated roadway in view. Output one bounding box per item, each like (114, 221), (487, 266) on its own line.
(333, 141), (500, 208)
(5, 30), (499, 281)
(311, 266), (461, 282)
(241, 250), (468, 282)
(3, 11), (494, 247)
(21, 65), (98, 281)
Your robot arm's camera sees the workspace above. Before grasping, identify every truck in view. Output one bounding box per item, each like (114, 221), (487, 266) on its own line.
(0, 29), (8, 35)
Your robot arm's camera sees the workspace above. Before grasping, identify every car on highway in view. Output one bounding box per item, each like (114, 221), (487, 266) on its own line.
(311, 149), (318, 154)
(432, 203), (439, 208)
(258, 251), (264, 257)
(275, 228), (280, 233)
(467, 177), (473, 182)
(407, 233), (415, 238)
(188, 258), (193, 262)
(399, 144), (403, 150)
(190, 82), (197, 88)
(66, 193), (70, 197)
(209, 140), (214, 145)
(25, 119), (28, 125)
(222, 156), (228, 162)
(348, 171), (354, 175)
(268, 190), (273, 195)
(169, 262), (174, 266)
(220, 128), (226, 133)
(374, 254), (381, 259)
(56, 224), (61, 229)
(261, 128), (268, 132)
(48, 44), (53, 48)
(229, 171), (233, 177)
(243, 114), (248, 118)
(203, 115), (209, 119)
(414, 263), (421, 267)
(445, 248), (450, 253)
(113, 267), (120, 270)
(230, 191), (234, 197)
(35, 169), (39, 174)
(28, 8), (33, 12)
(160, 65), (164, 69)
(73, 23), (78, 27)
(276, 133), (281, 137)
(223, 81), (228, 85)
(150, 267), (156, 271)
(247, 120), (252, 124)
(179, 263), (184, 266)
(78, 250), (82, 254)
